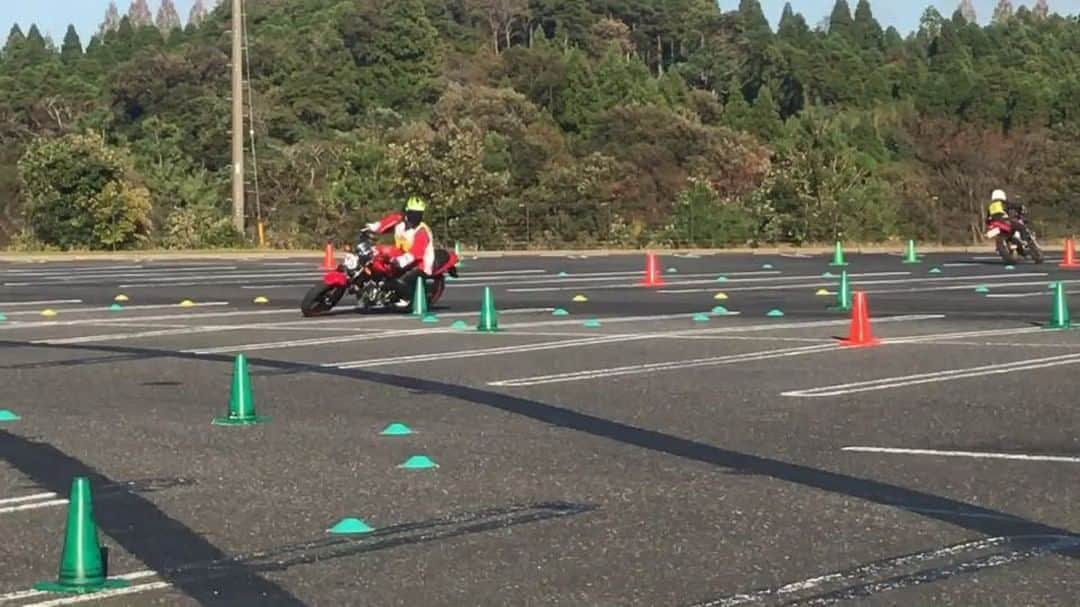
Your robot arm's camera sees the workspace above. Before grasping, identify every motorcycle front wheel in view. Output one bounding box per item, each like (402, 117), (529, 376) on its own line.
(300, 283), (346, 317)
(996, 238), (1019, 265)
(1028, 238), (1045, 264)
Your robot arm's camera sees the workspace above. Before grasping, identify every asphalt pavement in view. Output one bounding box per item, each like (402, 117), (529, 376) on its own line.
(0, 248), (1077, 606)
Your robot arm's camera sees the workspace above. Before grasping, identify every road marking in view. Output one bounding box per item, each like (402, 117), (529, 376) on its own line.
(0, 570), (163, 605)
(490, 344), (839, 387)
(883, 326), (1044, 344)
(2, 302), (230, 317)
(0, 498), (69, 513)
(689, 535), (1079, 607)
(0, 308), (295, 330)
(0, 492), (59, 505)
(0, 300), (82, 308)
(653, 272), (1051, 296)
(841, 446), (1080, 464)
(783, 352), (1080, 397)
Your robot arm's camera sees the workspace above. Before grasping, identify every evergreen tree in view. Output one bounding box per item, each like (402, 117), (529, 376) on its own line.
(4, 24), (25, 53)
(747, 85), (783, 140)
(958, 0), (977, 23)
(853, 0), (883, 49)
(992, 0), (1014, 24)
(156, 0), (183, 34)
(128, 0), (153, 28)
(188, 0), (209, 28)
(829, 0), (854, 37)
(1033, 0), (1050, 19)
(100, 1), (121, 36)
(778, 3), (810, 42)
(60, 25), (82, 61)
(737, 0), (771, 36)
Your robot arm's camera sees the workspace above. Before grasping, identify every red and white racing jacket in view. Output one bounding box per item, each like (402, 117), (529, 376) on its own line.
(367, 212), (435, 274)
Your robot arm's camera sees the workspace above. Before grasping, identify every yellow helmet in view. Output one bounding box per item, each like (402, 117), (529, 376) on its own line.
(405, 196), (426, 213)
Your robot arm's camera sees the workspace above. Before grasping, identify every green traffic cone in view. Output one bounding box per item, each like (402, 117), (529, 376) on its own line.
(830, 241), (847, 267)
(902, 239), (920, 264)
(830, 271), (851, 311)
(477, 287), (499, 333)
(411, 277), (427, 317)
(1045, 282), (1071, 330)
(213, 355), (268, 425)
(34, 478), (129, 594)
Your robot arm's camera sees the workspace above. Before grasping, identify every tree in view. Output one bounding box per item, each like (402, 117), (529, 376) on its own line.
(156, 0), (183, 34)
(188, 0), (209, 28)
(5, 24), (25, 52)
(128, 0), (153, 28)
(992, 0), (1014, 24)
(1033, 0), (1050, 20)
(100, 1), (121, 35)
(958, 0), (977, 24)
(60, 25), (82, 61)
(18, 132), (152, 249)
(853, 0), (883, 49)
(829, 0), (854, 37)
(737, 0), (770, 36)
(470, 0), (530, 54)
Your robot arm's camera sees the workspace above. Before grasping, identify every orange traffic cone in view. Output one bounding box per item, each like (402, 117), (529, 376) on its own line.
(638, 252), (664, 287)
(839, 291), (880, 348)
(1060, 239), (1079, 269)
(320, 243), (336, 271)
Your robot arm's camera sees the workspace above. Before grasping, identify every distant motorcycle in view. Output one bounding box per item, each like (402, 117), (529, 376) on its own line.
(300, 232), (459, 317)
(985, 216), (1044, 265)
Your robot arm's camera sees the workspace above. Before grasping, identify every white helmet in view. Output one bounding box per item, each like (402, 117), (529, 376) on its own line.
(991, 189), (1007, 202)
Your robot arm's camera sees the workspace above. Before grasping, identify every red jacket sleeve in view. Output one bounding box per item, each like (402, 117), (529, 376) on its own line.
(370, 212), (403, 235)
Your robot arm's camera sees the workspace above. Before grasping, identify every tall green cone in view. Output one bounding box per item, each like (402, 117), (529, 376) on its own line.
(454, 242), (464, 266)
(1045, 282), (1071, 330)
(830, 271), (851, 311)
(902, 239), (920, 264)
(213, 355), (268, 425)
(34, 478), (129, 594)
(477, 287), (499, 333)
(830, 241), (847, 267)
(411, 276), (427, 317)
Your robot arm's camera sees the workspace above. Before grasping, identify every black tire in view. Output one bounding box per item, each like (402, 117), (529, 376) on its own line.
(996, 238), (1018, 265)
(301, 283), (345, 317)
(1028, 238), (1045, 264)
(426, 275), (446, 306)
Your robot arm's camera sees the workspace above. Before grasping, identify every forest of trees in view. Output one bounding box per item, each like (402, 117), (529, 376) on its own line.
(1, 0), (1078, 250)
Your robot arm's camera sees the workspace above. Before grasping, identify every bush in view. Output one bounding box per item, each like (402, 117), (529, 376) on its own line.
(18, 132), (152, 250)
(162, 204), (243, 249)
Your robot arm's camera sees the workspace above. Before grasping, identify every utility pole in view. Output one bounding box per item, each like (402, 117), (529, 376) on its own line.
(231, 0), (245, 234)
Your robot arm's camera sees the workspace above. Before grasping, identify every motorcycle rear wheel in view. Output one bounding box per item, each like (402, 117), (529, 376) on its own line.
(301, 283), (346, 317)
(996, 238), (1019, 265)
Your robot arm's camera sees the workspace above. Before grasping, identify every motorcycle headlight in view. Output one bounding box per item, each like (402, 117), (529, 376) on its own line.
(344, 253), (360, 271)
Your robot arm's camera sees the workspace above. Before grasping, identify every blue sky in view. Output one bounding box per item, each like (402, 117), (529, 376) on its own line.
(4, 1), (1080, 46)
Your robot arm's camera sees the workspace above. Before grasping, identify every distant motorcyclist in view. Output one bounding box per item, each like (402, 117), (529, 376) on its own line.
(986, 189), (1029, 240)
(361, 196), (435, 308)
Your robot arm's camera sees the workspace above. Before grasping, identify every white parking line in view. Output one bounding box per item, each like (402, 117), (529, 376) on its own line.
(2, 302), (230, 317)
(0, 308), (294, 330)
(841, 446), (1080, 464)
(0, 492), (58, 505)
(0, 570), (161, 604)
(23, 581), (173, 606)
(782, 352), (1080, 397)
(0, 498), (68, 514)
(489, 344), (839, 387)
(0, 300), (82, 308)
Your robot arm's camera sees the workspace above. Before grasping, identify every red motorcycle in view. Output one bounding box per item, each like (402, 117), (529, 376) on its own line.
(300, 232), (459, 317)
(985, 215), (1044, 265)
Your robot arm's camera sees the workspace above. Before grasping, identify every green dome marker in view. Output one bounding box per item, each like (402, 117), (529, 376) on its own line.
(552, 308), (569, 317)
(399, 455), (439, 470)
(766, 308), (785, 317)
(380, 422), (413, 436)
(328, 518), (374, 534)
(0, 409), (19, 422)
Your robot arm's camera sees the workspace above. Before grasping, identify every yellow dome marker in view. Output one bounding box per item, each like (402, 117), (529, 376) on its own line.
(40, 309), (57, 317)
(253, 296), (269, 304)
(114, 294), (129, 302)
(713, 293), (729, 301)
(179, 300), (195, 308)
(816, 289), (831, 296)
(572, 294), (588, 303)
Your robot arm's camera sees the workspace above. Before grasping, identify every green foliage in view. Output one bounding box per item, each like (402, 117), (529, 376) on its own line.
(18, 132), (151, 249)
(1, 0), (1079, 249)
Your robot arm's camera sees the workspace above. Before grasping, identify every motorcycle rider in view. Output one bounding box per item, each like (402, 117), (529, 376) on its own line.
(986, 189), (1029, 240)
(361, 196), (436, 308)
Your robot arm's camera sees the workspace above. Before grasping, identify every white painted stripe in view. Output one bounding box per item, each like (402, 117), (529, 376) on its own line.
(0, 300), (82, 308)
(841, 446), (1080, 464)
(22, 581), (171, 606)
(647, 272), (1053, 296)
(33, 326), (235, 345)
(883, 326), (1044, 344)
(0, 498), (69, 513)
(0, 572), (157, 602)
(0, 492), (58, 505)
(3, 302), (230, 317)
(490, 344), (838, 387)
(0, 308), (294, 330)
(783, 353), (1080, 397)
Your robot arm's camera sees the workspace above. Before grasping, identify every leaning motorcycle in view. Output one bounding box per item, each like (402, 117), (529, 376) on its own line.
(985, 216), (1044, 265)
(300, 233), (459, 317)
